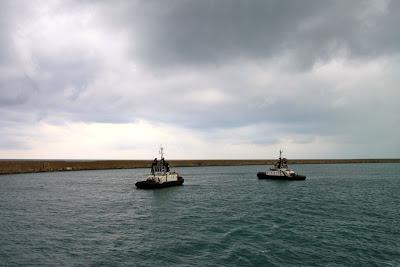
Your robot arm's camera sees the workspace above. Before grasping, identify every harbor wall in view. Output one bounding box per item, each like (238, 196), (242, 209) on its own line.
(1, 159), (400, 175)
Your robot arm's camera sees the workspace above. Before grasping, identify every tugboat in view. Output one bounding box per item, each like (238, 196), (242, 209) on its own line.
(135, 146), (184, 189)
(257, 150), (306, 180)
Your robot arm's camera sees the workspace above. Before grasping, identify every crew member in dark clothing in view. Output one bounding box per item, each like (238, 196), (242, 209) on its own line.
(151, 158), (157, 175)
(165, 162), (170, 172)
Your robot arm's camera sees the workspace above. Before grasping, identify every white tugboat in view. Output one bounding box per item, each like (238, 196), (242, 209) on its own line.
(135, 146), (184, 189)
(257, 150), (306, 180)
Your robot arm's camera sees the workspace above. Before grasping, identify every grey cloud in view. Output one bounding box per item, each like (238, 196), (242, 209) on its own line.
(0, 122), (34, 150)
(0, 76), (38, 106)
(101, 0), (400, 69)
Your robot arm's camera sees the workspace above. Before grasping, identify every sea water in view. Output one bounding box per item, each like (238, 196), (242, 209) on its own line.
(1, 164), (399, 266)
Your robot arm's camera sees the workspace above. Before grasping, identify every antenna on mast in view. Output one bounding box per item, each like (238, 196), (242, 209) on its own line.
(159, 145), (164, 159)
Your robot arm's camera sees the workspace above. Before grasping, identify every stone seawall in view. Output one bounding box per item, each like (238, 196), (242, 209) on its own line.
(0, 159), (399, 175)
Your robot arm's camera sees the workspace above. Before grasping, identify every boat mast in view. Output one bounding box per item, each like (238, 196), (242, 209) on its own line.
(159, 145), (164, 159)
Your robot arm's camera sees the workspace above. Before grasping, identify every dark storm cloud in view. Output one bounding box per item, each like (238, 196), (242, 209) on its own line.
(104, 0), (400, 68)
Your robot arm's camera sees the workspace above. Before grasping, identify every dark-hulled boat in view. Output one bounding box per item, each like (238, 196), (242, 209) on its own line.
(135, 147), (184, 189)
(257, 150), (306, 180)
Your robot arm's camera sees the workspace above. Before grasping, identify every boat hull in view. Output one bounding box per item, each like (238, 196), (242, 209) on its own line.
(257, 172), (306, 180)
(135, 177), (184, 189)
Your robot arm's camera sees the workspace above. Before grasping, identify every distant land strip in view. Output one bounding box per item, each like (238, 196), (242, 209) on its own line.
(0, 159), (400, 175)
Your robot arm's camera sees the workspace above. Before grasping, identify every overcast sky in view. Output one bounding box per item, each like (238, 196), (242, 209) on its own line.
(0, 0), (399, 159)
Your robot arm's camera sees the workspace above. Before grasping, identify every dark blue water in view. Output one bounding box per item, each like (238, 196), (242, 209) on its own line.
(1, 164), (400, 266)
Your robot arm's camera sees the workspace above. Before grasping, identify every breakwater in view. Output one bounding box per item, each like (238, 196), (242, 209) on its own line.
(0, 159), (400, 175)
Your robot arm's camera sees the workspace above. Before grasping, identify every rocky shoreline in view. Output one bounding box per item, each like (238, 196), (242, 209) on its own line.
(0, 159), (399, 175)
